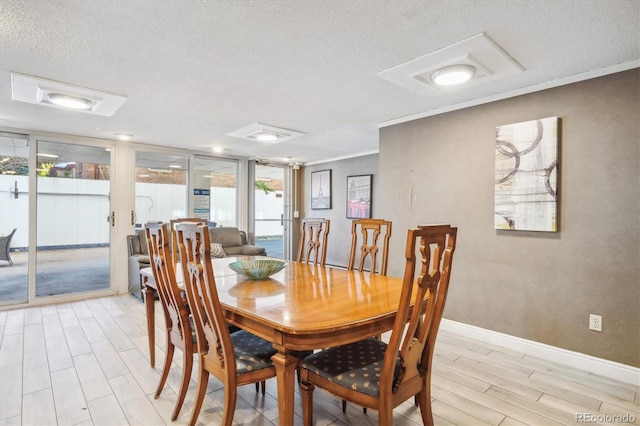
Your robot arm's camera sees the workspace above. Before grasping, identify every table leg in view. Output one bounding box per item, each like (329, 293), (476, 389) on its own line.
(143, 282), (156, 368)
(272, 350), (299, 426)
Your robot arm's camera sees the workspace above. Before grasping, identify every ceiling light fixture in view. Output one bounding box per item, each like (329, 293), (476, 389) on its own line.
(430, 64), (476, 86)
(227, 123), (305, 144)
(115, 133), (133, 141)
(212, 146), (224, 153)
(47, 93), (93, 110)
(253, 131), (280, 142)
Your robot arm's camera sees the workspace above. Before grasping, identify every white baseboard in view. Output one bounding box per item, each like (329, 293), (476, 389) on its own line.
(439, 318), (640, 386)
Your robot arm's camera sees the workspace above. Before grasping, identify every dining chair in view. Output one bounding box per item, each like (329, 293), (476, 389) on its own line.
(145, 222), (196, 421)
(298, 218), (330, 265)
(176, 222), (277, 426)
(169, 218), (207, 266)
(344, 218), (392, 412)
(348, 218), (392, 275)
(299, 224), (457, 425)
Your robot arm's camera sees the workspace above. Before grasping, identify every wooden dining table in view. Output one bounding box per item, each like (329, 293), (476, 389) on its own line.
(140, 257), (406, 426)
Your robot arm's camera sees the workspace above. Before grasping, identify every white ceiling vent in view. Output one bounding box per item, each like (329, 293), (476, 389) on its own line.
(227, 123), (306, 144)
(11, 73), (127, 116)
(378, 32), (525, 97)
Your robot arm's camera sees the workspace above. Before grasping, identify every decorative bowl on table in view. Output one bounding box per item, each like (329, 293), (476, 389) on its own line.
(228, 257), (287, 279)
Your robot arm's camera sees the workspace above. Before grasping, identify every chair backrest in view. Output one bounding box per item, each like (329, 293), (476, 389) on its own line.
(0, 228), (17, 262)
(380, 224), (457, 397)
(298, 218), (330, 265)
(347, 218), (392, 275)
(170, 218), (207, 265)
(176, 222), (236, 370)
(145, 222), (191, 344)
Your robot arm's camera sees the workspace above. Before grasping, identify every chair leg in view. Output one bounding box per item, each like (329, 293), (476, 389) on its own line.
(254, 380), (266, 394)
(171, 345), (193, 420)
(299, 381), (314, 426)
(221, 383), (238, 426)
(417, 388), (434, 426)
(154, 339), (175, 398)
(341, 400), (367, 414)
(189, 367), (210, 426)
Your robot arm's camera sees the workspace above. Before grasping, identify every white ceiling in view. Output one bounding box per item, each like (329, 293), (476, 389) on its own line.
(0, 0), (638, 165)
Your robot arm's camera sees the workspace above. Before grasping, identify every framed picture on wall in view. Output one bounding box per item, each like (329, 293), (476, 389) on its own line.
(346, 174), (372, 218)
(311, 169), (332, 209)
(495, 116), (559, 232)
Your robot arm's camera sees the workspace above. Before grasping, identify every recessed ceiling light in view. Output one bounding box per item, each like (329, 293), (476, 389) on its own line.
(212, 146), (224, 153)
(431, 65), (476, 86)
(227, 123), (305, 144)
(46, 93), (93, 110)
(254, 132), (280, 142)
(104, 148), (111, 152)
(11, 73), (127, 116)
(115, 133), (133, 141)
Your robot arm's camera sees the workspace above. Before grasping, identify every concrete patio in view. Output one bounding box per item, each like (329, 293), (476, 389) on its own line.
(0, 237), (284, 303)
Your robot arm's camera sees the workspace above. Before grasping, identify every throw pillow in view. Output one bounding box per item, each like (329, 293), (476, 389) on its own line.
(210, 243), (226, 258)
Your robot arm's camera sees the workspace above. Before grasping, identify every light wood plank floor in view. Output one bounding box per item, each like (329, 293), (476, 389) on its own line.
(0, 294), (638, 425)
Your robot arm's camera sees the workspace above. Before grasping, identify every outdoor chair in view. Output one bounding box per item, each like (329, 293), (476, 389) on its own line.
(0, 228), (17, 266)
(299, 225), (457, 426)
(176, 222), (277, 426)
(298, 218), (330, 265)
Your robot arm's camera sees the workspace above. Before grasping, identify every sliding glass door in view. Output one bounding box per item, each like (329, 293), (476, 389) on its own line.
(0, 133), (29, 305)
(253, 163), (292, 259)
(35, 140), (112, 297)
(191, 155), (238, 227)
(134, 151), (189, 227)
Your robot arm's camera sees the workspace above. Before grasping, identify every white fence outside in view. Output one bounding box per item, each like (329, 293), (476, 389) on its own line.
(0, 175), (284, 248)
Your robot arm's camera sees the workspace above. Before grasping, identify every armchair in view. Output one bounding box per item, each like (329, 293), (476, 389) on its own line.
(127, 230), (150, 300)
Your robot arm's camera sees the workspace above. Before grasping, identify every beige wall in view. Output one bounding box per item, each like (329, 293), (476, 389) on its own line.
(378, 69), (639, 367)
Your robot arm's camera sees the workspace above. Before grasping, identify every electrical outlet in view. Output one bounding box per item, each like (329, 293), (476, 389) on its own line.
(589, 314), (602, 332)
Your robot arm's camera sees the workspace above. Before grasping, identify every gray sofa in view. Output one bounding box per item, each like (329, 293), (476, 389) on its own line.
(210, 227), (266, 257)
(127, 230), (151, 300)
(127, 226), (266, 300)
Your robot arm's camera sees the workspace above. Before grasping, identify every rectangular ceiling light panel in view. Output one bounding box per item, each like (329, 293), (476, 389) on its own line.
(11, 73), (127, 116)
(227, 123), (306, 144)
(378, 32), (525, 97)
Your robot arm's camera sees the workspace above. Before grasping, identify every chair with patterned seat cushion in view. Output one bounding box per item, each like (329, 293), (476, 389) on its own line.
(298, 218), (330, 265)
(344, 218), (392, 412)
(170, 218), (207, 266)
(299, 224), (457, 425)
(348, 218), (392, 275)
(176, 222), (277, 426)
(145, 222), (196, 421)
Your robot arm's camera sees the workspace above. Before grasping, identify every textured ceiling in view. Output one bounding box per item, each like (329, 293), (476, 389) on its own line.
(0, 0), (638, 164)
